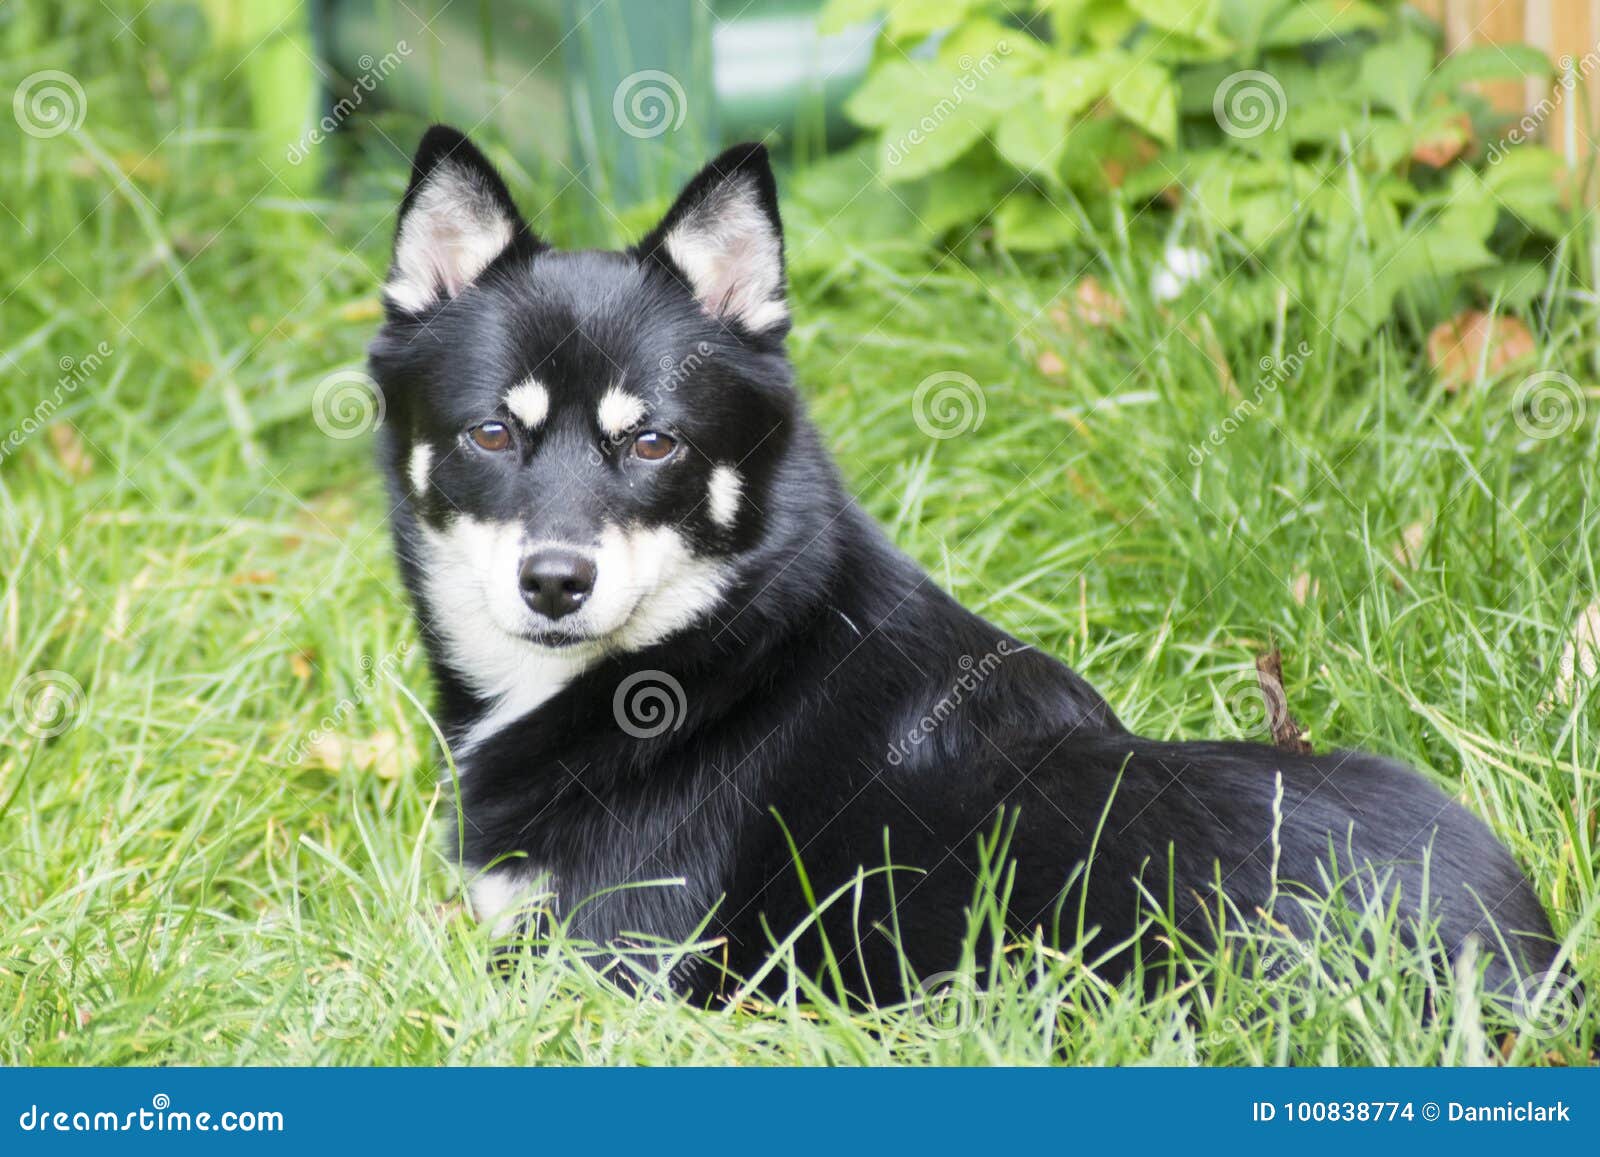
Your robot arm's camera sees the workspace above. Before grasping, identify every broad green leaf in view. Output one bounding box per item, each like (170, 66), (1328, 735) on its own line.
(1432, 177), (1499, 245)
(1235, 190), (1297, 245)
(818, 0), (888, 36)
(1358, 31), (1433, 120)
(994, 102), (1070, 181)
(1086, 3), (1141, 48)
(937, 19), (1050, 73)
(784, 144), (921, 274)
(994, 190), (1081, 251)
(1036, 0), (1095, 46)
(1109, 61), (1177, 143)
(1472, 262), (1547, 311)
(1059, 115), (1155, 188)
(1129, 0), (1219, 38)
(1387, 230), (1497, 284)
(1363, 119), (1415, 172)
(1284, 98), (1370, 146)
(1479, 146), (1571, 237)
(844, 60), (948, 128)
(1216, 0), (1295, 52)
(916, 150), (1015, 234)
(877, 99), (997, 182)
(1427, 43), (1552, 95)
(1262, 0), (1385, 47)
(1143, 28), (1237, 64)
(1041, 53), (1121, 117)
(887, 0), (974, 38)
(1334, 229), (1495, 343)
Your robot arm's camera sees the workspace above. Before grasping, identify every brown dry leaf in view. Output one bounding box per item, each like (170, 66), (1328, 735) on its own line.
(303, 729), (407, 779)
(338, 298), (384, 323)
(1393, 520), (1430, 570)
(1049, 277), (1126, 332)
(1554, 599), (1600, 705)
(114, 150), (168, 186)
(1411, 115), (1471, 168)
(230, 569), (276, 586)
(1036, 350), (1066, 378)
(1426, 311), (1536, 392)
(302, 733), (346, 771)
(48, 424), (93, 479)
(1102, 134), (1160, 188)
(365, 730), (408, 780)
(1254, 647), (1313, 755)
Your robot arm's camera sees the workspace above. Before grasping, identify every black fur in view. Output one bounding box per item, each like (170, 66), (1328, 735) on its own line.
(371, 127), (1559, 1005)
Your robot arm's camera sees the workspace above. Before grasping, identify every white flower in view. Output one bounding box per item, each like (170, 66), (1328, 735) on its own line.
(1152, 245), (1211, 302)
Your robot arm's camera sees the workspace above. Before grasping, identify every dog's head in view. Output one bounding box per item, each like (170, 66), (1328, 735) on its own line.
(370, 126), (796, 677)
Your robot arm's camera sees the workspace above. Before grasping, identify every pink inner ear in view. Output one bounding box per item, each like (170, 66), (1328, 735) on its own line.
(664, 191), (786, 332)
(387, 163), (516, 311)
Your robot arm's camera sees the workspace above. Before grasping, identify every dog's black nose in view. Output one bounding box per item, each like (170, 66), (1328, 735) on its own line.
(518, 548), (596, 620)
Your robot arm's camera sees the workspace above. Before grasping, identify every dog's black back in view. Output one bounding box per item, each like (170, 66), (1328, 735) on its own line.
(370, 126), (1558, 1005)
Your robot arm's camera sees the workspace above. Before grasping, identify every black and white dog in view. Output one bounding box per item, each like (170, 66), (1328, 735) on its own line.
(371, 126), (1558, 1004)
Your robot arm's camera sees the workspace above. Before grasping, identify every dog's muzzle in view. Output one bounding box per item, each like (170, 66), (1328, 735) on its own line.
(518, 546), (596, 620)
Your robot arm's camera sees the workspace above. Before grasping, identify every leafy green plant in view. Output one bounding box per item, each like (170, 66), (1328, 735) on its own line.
(819, 0), (1574, 345)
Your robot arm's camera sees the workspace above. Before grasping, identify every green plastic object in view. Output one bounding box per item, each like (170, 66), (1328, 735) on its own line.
(310, 0), (874, 204)
(204, 0), (322, 195)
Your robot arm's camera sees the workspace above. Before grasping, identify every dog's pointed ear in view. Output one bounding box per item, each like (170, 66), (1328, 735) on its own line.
(636, 143), (787, 336)
(385, 125), (531, 313)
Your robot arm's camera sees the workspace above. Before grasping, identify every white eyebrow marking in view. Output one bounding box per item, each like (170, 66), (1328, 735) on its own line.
(707, 464), (743, 529)
(597, 387), (647, 437)
(505, 378), (549, 429)
(408, 443), (434, 493)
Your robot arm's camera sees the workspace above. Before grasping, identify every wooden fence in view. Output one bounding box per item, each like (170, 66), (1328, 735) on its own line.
(1414, 0), (1600, 152)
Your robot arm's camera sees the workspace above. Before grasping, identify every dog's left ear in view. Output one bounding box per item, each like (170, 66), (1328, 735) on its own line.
(385, 125), (532, 313)
(636, 143), (787, 336)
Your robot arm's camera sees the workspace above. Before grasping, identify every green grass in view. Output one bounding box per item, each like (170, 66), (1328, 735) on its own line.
(2, 8), (1597, 1066)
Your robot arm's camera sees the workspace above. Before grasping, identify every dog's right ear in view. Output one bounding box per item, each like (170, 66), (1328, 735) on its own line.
(385, 125), (532, 314)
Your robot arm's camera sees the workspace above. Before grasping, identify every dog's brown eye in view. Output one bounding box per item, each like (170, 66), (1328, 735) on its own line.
(631, 431), (677, 462)
(470, 422), (511, 452)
